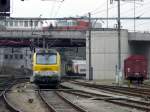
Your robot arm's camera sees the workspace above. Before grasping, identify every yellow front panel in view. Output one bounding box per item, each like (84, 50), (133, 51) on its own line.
(33, 65), (59, 71)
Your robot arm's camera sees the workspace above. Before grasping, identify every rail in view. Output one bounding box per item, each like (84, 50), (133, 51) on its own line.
(38, 89), (88, 112)
(61, 85), (150, 111)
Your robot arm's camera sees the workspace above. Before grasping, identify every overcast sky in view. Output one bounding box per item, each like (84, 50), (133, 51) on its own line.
(10, 0), (150, 31)
(11, 0), (104, 17)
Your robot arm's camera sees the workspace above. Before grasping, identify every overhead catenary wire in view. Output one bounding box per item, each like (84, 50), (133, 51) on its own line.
(91, 3), (117, 16)
(63, 0), (149, 32)
(121, 1), (150, 17)
(91, 2), (129, 17)
(88, 0), (146, 17)
(121, 0), (148, 32)
(116, 0), (150, 18)
(104, 0), (148, 31)
(89, 1), (107, 14)
(9, 0), (149, 31)
(80, 1), (108, 17)
(109, 1), (142, 17)
(80, 1), (117, 17)
(109, 2), (130, 17)
(135, 7), (150, 17)
(48, 1), (65, 49)
(136, 20), (150, 26)
(53, 1), (64, 18)
(42, 0), (65, 49)
(10, 0), (150, 33)
(41, 0), (65, 18)
(50, 1), (57, 18)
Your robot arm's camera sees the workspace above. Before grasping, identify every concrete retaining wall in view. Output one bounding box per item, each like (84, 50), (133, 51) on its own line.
(86, 30), (130, 80)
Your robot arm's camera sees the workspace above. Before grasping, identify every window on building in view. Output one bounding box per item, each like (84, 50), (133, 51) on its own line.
(34, 21), (38, 27)
(29, 20), (33, 27)
(4, 54), (8, 59)
(9, 21), (13, 27)
(15, 54), (18, 59)
(19, 21), (23, 26)
(29, 54), (32, 59)
(5, 21), (8, 26)
(68, 22), (71, 26)
(24, 21), (28, 27)
(20, 54), (23, 59)
(73, 21), (77, 25)
(9, 54), (13, 59)
(14, 21), (18, 27)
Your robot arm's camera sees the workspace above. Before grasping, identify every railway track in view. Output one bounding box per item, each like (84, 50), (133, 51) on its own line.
(139, 83), (150, 89)
(69, 80), (150, 99)
(2, 78), (150, 112)
(1, 78), (88, 112)
(39, 89), (88, 112)
(4, 81), (51, 112)
(61, 88), (150, 111)
(0, 78), (20, 112)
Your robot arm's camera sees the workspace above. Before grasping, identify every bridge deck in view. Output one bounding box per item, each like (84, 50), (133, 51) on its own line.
(0, 30), (86, 39)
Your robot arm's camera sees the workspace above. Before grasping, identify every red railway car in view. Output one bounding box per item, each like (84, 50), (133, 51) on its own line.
(124, 55), (147, 83)
(56, 19), (89, 30)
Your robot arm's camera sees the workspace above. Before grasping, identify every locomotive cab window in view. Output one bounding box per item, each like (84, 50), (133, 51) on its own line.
(36, 53), (57, 65)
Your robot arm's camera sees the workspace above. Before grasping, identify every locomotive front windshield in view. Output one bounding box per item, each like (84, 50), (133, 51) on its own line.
(36, 53), (57, 65)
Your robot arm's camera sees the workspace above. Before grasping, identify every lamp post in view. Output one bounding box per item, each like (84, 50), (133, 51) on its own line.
(88, 12), (93, 80)
(117, 0), (121, 85)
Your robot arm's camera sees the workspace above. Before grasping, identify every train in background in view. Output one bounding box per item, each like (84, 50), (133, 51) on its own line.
(65, 59), (86, 77)
(124, 55), (147, 83)
(0, 19), (43, 30)
(31, 49), (61, 87)
(0, 18), (101, 31)
(43, 19), (102, 31)
(55, 19), (89, 30)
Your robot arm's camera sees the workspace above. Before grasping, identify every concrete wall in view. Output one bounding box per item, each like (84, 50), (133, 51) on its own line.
(129, 32), (150, 41)
(86, 30), (130, 80)
(1, 47), (32, 69)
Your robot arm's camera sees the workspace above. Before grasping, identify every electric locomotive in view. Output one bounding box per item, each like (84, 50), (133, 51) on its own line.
(31, 49), (61, 86)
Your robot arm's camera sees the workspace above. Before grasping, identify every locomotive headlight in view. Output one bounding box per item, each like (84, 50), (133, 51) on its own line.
(34, 71), (39, 73)
(33, 71), (40, 76)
